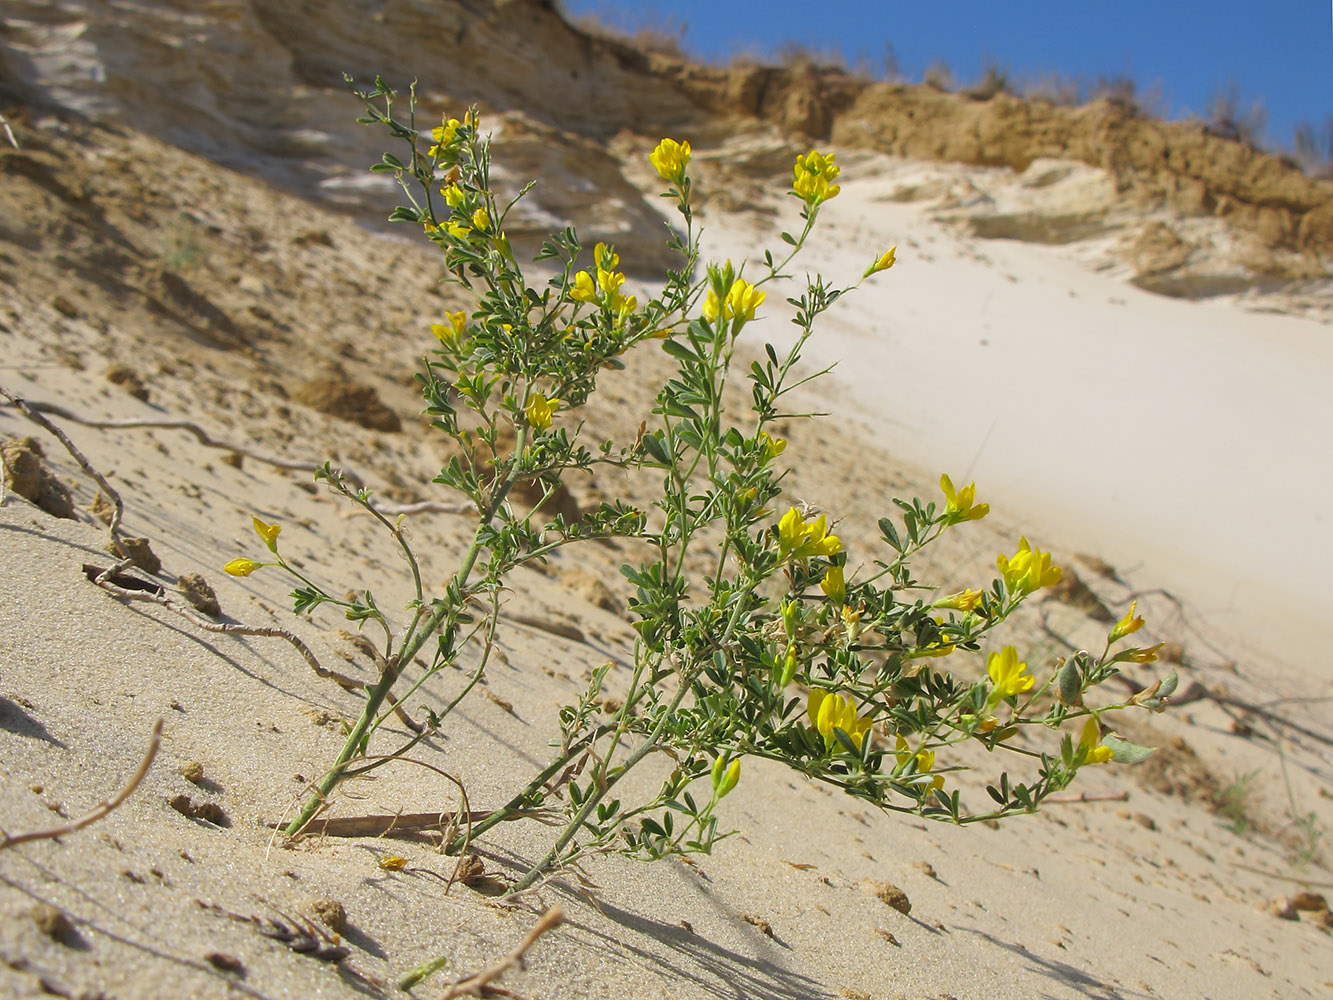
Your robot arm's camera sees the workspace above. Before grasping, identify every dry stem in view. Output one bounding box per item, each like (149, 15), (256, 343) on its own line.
(1, 384), (125, 546)
(89, 564), (421, 732)
(434, 906), (564, 998)
(0, 718), (162, 849)
(4, 397), (366, 487)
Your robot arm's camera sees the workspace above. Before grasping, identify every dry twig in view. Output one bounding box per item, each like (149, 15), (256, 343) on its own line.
(2, 396), (366, 489)
(88, 563), (422, 732)
(1045, 790), (1129, 804)
(0, 718), (162, 849)
(1, 384), (125, 546)
(399, 906), (564, 995)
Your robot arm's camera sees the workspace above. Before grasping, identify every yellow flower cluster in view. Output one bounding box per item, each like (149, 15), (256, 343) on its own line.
(431, 310), (467, 347)
(793, 150), (841, 207)
(895, 736), (945, 791)
(649, 137), (691, 185)
(223, 516), (283, 576)
(777, 506), (842, 561)
(702, 276), (765, 330)
(428, 110), (477, 159)
(996, 537), (1062, 596)
(808, 689), (872, 752)
(569, 242), (636, 318)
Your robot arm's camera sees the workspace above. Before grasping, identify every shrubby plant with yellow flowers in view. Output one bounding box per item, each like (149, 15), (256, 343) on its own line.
(223, 77), (1173, 900)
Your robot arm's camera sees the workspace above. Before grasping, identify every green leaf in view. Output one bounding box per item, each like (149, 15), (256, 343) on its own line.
(1100, 733), (1156, 764)
(661, 338), (699, 361)
(878, 517), (902, 551)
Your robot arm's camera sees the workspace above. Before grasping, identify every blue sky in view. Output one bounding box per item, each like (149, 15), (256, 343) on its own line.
(564, 1), (1332, 153)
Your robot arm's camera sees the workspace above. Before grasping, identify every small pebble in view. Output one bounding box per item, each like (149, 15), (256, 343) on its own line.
(30, 904), (76, 945)
(205, 951), (245, 975)
(306, 897), (347, 934)
(180, 760), (205, 784)
(863, 878), (911, 915)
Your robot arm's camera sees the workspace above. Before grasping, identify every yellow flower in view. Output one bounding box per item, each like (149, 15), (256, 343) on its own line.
(597, 266), (624, 298)
(1109, 600), (1144, 643)
(224, 557), (260, 577)
(940, 473), (989, 523)
(996, 536), (1062, 596)
(446, 219), (471, 240)
(820, 564), (846, 607)
(1078, 717), (1113, 765)
(895, 736), (945, 791)
(777, 506), (842, 561)
(758, 431), (787, 461)
(725, 278), (765, 327)
(933, 588), (982, 612)
(441, 183), (465, 208)
(430, 310), (468, 347)
(251, 516), (281, 553)
(987, 645), (1034, 701)
(649, 137), (691, 184)
(471, 207), (490, 232)
(569, 270), (597, 302)
(703, 276), (766, 328)
(793, 150), (841, 206)
(525, 392), (559, 431)
(701, 287), (721, 322)
(913, 617), (955, 658)
(378, 855), (409, 871)
(428, 117), (461, 157)
(1123, 643), (1166, 664)
(863, 246), (897, 277)
(594, 242), (619, 271)
(808, 689), (873, 752)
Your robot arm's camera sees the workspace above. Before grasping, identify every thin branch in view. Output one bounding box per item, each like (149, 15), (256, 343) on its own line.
(0, 112), (16, 149)
(1044, 790), (1129, 804)
(87, 567), (419, 729)
(1037, 610), (1332, 750)
(411, 905), (564, 997)
(1, 384), (125, 545)
(0, 719), (162, 849)
(269, 808), (558, 839)
(1, 396), (365, 490)
(348, 498), (472, 517)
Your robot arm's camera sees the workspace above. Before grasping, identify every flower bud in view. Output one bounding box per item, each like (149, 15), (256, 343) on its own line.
(779, 643), (798, 687)
(224, 557), (260, 577)
(1055, 655), (1083, 707)
(718, 758), (741, 798)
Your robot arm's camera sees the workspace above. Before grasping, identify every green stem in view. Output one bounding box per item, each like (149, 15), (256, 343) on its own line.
(507, 681), (692, 894)
(284, 427), (529, 836)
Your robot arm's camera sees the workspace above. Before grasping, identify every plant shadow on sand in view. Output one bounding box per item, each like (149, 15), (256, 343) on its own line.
(962, 928), (1151, 1000)
(571, 897), (828, 1000)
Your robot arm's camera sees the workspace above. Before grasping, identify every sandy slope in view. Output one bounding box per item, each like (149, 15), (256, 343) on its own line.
(1, 116), (1331, 1000)
(680, 143), (1333, 684)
